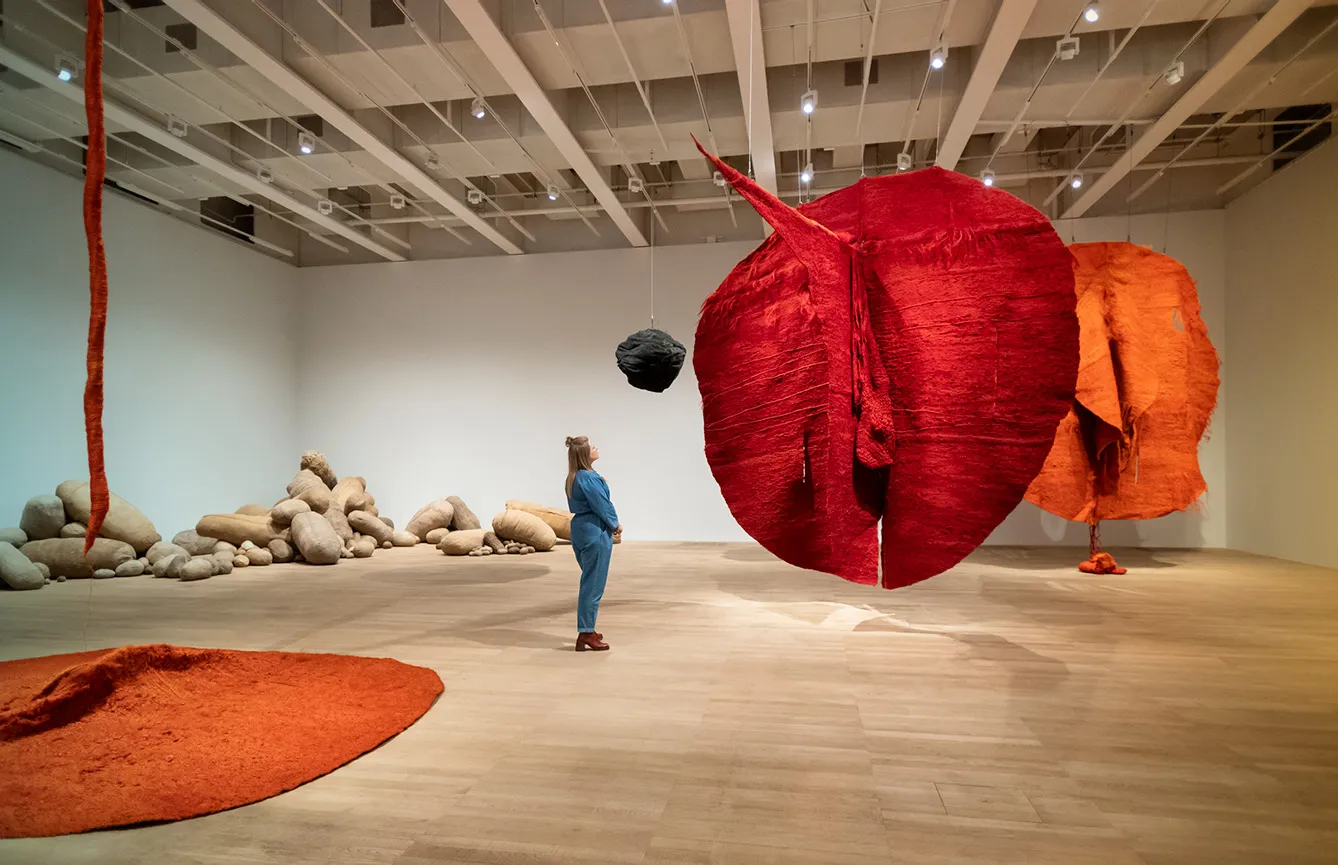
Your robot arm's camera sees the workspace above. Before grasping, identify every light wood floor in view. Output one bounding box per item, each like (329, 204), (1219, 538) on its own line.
(1, 543), (1336, 864)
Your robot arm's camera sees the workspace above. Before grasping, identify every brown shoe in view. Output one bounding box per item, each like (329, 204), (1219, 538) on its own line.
(576, 632), (609, 652)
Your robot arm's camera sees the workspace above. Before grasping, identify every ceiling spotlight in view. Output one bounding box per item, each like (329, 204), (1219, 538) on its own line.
(1164, 60), (1185, 86)
(649, 151), (661, 167)
(547, 184), (559, 201)
(929, 45), (947, 70)
(317, 199), (334, 215)
(257, 166), (274, 184)
(467, 188), (483, 205)
(1083, 2), (1100, 23)
(1056, 36), (1080, 61)
(896, 152), (912, 172)
(800, 162), (813, 184)
(662, 0), (673, 5)
(980, 168), (995, 187)
(713, 170), (726, 187)
(167, 115), (188, 138)
(800, 88), (817, 115)
(56, 55), (78, 82)
(297, 131), (315, 155)
(1070, 172), (1084, 190)
(426, 153), (440, 170)
(390, 194), (405, 210)
(471, 97), (486, 120)
(628, 176), (645, 194)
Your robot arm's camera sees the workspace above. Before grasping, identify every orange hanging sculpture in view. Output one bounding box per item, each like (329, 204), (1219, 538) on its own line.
(81, 0), (110, 554)
(1025, 242), (1220, 572)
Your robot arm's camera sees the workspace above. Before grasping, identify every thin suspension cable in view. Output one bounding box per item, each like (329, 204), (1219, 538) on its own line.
(669, 0), (733, 222)
(596, 0), (669, 155)
(1216, 109), (1336, 195)
(530, 0), (666, 232)
(1065, 0), (1163, 120)
(1042, 0), (1233, 207)
(855, 0), (884, 156)
(1129, 13), (1338, 202)
(407, 0), (598, 238)
(901, 0), (957, 157)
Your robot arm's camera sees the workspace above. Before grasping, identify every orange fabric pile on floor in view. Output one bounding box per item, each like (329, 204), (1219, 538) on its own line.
(1026, 242), (1220, 561)
(0, 645), (442, 838)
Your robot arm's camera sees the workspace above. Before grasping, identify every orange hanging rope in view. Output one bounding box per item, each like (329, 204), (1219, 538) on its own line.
(81, 0), (109, 556)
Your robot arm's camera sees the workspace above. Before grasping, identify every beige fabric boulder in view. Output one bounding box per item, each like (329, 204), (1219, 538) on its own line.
(286, 470), (332, 513)
(268, 538), (295, 563)
(291, 512), (341, 565)
(0, 541), (44, 590)
(437, 529), (486, 556)
(60, 523), (87, 539)
(245, 547), (274, 566)
(348, 510), (392, 545)
(20, 495), (68, 541)
(0, 528), (27, 546)
(505, 500), (574, 541)
(151, 548), (191, 578)
(196, 513), (287, 548)
(446, 496), (481, 531)
(210, 552), (234, 575)
(115, 559), (145, 578)
(482, 531), (506, 554)
(407, 499), (455, 541)
(350, 536), (376, 558)
(324, 508), (354, 543)
(172, 530), (219, 556)
(233, 555), (250, 568)
(21, 538), (135, 578)
(331, 477), (373, 515)
(234, 504), (271, 516)
(270, 498), (311, 527)
(390, 530), (419, 547)
(492, 510), (556, 552)
(424, 527), (451, 545)
(179, 558), (214, 581)
(300, 451), (337, 488)
(56, 481), (161, 554)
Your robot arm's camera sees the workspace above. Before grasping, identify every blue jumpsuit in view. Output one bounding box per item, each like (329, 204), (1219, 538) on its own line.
(567, 469), (618, 632)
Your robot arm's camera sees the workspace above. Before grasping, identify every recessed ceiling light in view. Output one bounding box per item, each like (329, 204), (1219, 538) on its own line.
(1070, 172), (1084, 190)
(980, 168), (995, 187)
(547, 184), (559, 201)
(298, 131), (315, 155)
(471, 97), (486, 119)
(930, 45), (947, 70)
(800, 88), (817, 115)
(55, 55), (77, 82)
(1083, 2), (1100, 23)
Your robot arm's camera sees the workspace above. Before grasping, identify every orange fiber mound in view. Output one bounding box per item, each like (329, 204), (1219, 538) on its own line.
(1026, 242), (1220, 525)
(1078, 552), (1127, 575)
(0, 645), (442, 838)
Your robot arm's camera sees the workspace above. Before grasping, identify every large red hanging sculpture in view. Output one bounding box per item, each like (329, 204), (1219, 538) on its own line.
(1025, 241), (1220, 572)
(694, 143), (1079, 589)
(81, 0), (110, 554)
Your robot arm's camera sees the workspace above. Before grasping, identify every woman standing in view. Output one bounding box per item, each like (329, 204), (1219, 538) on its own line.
(565, 436), (619, 652)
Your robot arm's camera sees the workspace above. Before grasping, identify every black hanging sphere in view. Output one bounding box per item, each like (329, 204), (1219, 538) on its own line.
(615, 328), (687, 393)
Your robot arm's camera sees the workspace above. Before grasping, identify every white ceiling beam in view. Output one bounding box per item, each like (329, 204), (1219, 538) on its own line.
(725, 0), (778, 195)
(0, 42), (404, 262)
(442, 0), (646, 248)
(936, 0), (1041, 172)
(1063, 0), (1315, 218)
(163, 0), (522, 255)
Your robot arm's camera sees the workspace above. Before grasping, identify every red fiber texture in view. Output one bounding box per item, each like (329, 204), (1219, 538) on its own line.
(1025, 242), (1220, 524)
(0, 645), (443, 838)
(695, 142), (1078, 589)
(81, 0), (110, 554)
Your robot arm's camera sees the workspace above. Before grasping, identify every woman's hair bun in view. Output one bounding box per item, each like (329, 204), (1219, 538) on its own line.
(564, 436), (576, 448)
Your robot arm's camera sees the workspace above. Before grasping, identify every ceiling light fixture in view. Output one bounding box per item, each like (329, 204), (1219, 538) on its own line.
(800, 162), (813, 184)
(55, 55), (77, 82)
(980, 168), (995, 187)
(800, 88), (817, 115)
(929, 45), (948, 70)
(467, 188), (484, 205)
(628, 176), (645, 194)
(317, 199), (334, 215)
(257, 166), (274, 184)
(426, 153), (440, 170)
(1056, 36), (1080, 61)
(1083, 2), (1100, 23)
(896, 152), (912, 172)
(390, 194), (405, 210)
(167, 115), (188, 138)
(547, 184), (559, 201)
(1165, 60), (1185, 86)
(1070, 172), (1084, 190)
(713, 170), (726, 187)
(471, 97), (486, 119)
(297, 131), (315, 155)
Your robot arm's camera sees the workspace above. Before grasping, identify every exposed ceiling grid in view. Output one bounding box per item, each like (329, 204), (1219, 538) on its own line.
(0, 0), (1330, 265)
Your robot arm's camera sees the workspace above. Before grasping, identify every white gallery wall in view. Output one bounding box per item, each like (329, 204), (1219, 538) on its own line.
(0, 149), (300, 539)
(1225, 139), (1338, 569)
(299, 207), (1228, 547)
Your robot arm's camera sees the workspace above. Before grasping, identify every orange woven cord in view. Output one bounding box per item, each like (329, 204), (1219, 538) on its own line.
(81, 0), (109, 556)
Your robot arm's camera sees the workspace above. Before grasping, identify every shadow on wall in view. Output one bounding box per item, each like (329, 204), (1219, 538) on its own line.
(987, 501), (1210, 548)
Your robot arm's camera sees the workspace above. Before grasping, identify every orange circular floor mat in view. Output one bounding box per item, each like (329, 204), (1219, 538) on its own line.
(0, 644), (443, 838)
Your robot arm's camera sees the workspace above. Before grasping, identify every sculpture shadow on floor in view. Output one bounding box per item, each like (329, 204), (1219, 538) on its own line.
(358, 563), (553, 586)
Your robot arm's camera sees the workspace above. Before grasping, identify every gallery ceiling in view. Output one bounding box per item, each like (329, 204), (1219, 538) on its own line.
(0, 0), (1334, 264)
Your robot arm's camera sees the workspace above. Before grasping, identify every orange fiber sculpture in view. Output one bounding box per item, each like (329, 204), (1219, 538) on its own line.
(1025, 242), (1220, 571)
(0, 645), (443, 838)
(81, 0), (110, 554)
